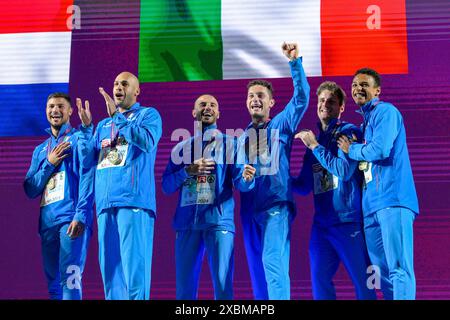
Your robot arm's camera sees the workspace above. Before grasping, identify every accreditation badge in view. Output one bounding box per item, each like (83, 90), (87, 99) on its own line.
(180, 174), (216, 207)
(40, 171), (65, 207)
(359, 161), (373, 186)
(312, 163), (338, 195)
(97, 138), (129, 170)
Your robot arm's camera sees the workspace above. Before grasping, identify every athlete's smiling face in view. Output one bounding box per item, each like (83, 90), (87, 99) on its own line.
(351, 73), (381, 106)
(192, 94), (220, 126)
(246, 85), (274, 123)
(46, 97), (72, 129)
(113, 72), (140, 109)
(317, 89), (344, 124)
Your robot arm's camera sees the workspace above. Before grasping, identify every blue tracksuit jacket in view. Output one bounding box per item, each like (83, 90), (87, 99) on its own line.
(78, 102), (162, 214)
(24, 123), (95, 232)
(292, 119), (363, 226)
(239, 57), (310, 215)
(162, 124), (254, 232)
(348, 98), (419, 215)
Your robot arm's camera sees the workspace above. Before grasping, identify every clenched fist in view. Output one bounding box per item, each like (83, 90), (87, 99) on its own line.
(282, 42), (299, 61)
(242, 164), (256, 182)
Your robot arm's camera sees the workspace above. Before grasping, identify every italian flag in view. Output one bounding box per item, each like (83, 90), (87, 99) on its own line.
(139, 0), (408, 82)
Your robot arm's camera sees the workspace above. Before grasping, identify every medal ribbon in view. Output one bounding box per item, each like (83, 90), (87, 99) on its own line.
(245, 119), (271, 162)
(46, 126), (72, 158)
(110, 110), (134, 148)
(324, 121), (341, 150)
(110, 122), (119, 148)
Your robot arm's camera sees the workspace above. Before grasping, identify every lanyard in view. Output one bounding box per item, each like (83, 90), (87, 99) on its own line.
(203, 137), (217, 160)
(322, 122), (341, 150)
(110, 122), (119, 148)
(191, 134), (218, 163)
(245, 119), (271, 158)
(110, 110), (135, 147)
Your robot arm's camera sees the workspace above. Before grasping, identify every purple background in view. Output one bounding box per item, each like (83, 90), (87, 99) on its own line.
(1, 0), (450, 299)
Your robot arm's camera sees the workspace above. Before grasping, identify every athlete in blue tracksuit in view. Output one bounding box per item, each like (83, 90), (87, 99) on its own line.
(24, 93), (94, 300)
(162, 94), (256, 299)
(77, 72), (162, 300)
(239, 43), (310, 300)
(292, 81), (376, 300)
(338, 68), (419, 300)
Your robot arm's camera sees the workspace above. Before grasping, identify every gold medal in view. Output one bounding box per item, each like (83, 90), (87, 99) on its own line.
(359, 161), (368, 171)
(107, 148), (122, 165)
(47, 176), (56, 190)
(320, 171), (331, 191)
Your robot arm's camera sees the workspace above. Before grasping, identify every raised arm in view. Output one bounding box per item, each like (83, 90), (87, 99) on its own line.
(277, 43), (310, 133)
(76, 98), (98, 168)
(112, 107), (162, 153)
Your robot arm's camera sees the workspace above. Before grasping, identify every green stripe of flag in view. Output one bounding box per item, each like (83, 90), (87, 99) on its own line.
(139, 0), (223, 82)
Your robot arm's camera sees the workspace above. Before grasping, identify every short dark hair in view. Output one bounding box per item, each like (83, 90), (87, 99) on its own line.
(247, 80), (274, 98)
(47, 92), (71, 105)
(316, 81), (346, 106)
(354, 68), (381, 87)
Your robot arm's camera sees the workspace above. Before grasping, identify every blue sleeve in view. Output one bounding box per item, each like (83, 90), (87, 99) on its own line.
(292, 150), (313, 195)
(73, 137), (95, 225)
(113, 108), (162, 153)
(228, 136), (254, 192)
(77, 124), (98, 169)
(161, 140), (190, 195)
(23, 146), (56, 199)
(73, 166), (95, 225)
(349, 105), (401, 162)
(275, 58), (310, 133)
(313, 127), (362, 181)
(231, 162), (255, 192)
(161, 159), (190, 195)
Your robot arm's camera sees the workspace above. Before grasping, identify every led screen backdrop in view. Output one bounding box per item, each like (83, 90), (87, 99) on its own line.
(138, 0), (408, 81)
(0, 0), (449, 299)
(0, 0), (408, 136)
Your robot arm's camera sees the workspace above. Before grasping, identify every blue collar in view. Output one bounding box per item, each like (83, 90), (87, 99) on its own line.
(121, 102), (140, 115)
(194, 123), (220, 140)
(45, 122), (73, 139)
(202, 123), (217, 132)
(317, 118), (340, 133)
(246, 118), (271, 131)
(356, 97), (380, 116)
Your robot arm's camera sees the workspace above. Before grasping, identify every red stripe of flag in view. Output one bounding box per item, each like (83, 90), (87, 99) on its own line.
(321, 0), (408, 76)
(0, 0), (74, 34)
